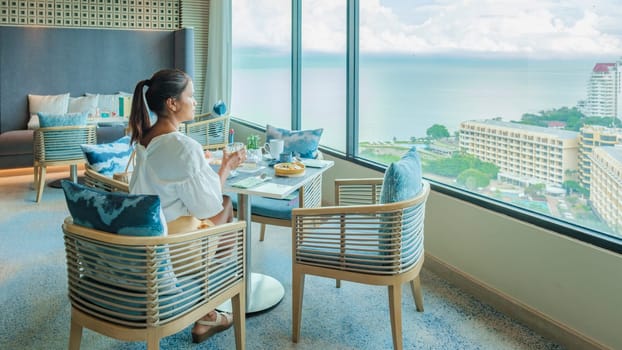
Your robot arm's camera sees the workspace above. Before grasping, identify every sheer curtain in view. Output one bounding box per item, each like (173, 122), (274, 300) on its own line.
(202, 0), (232, 115)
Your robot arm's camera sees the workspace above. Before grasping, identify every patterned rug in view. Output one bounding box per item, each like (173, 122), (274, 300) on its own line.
(0, 172), (563, 349)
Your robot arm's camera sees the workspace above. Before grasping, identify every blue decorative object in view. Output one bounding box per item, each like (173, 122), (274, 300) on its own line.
(380, 147), (422, 204)
(37, 112), (88, 128)
(60, 180), (165, 236)
(81, 136), (133, 176)
(212, 100), (227, 116)
(265, 124), (323, 159)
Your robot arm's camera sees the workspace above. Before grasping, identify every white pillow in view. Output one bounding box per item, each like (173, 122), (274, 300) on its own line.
(27, 114), (40, 130)
(68, 95), (99, 118)
(27, 93), (70, 130)
(28, 93), (70, 115)
(86, 93), (122, 117)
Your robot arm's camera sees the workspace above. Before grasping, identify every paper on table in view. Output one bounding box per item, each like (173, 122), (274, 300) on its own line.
(252, 182), (295, 196)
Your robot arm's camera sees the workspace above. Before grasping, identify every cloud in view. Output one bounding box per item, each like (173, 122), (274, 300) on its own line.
(233, 0), (622, 57)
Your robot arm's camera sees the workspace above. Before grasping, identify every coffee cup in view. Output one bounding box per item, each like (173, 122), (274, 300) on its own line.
(263, 139), (284, 159)
(279, 152), (293, 163)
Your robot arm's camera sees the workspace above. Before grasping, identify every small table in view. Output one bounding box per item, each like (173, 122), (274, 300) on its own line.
(219, 159), (334, 313)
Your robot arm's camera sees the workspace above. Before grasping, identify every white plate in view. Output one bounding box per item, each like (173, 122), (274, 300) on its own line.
(237, 165), (266, 174)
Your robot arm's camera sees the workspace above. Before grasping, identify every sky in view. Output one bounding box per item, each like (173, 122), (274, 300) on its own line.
(232, 0), (622, 58)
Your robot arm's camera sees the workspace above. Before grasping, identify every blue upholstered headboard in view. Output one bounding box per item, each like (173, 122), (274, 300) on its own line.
(0, 26), (194, 133)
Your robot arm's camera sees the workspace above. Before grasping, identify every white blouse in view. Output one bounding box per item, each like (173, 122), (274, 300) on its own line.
(129, 132), (223, 222)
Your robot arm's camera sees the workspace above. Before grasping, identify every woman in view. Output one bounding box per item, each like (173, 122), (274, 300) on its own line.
(128, 68), (246, 343)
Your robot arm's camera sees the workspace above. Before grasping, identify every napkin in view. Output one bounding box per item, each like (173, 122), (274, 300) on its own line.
(231, 176), (270, 189)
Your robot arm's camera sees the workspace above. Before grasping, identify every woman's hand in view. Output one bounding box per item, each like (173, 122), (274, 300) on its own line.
(218, 148), (247, 184)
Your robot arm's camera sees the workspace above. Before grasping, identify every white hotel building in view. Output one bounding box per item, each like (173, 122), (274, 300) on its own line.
(459, 120), (579, 186)
(590, 146), (622, 234)
(582, 60), (622, 119)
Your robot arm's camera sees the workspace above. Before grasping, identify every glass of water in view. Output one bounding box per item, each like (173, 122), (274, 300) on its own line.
(226, 142), (245, 176)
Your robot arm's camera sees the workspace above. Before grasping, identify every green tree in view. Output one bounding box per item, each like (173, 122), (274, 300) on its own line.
(426, 124), (450, 139)
(525, 183), (546, 199)
(562, 180), (589, 196)
(456, 169), (490, 189)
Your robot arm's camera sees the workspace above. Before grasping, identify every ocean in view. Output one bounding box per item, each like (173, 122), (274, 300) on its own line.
(232, 53), (604, 148)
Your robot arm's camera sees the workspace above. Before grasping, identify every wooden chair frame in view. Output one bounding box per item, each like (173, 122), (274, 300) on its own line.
(180, 114), (230, 151)
(83, 164), (130, 193)
(291, 180), (430, 350)
(63, 217), (246, 350)
(33, 125), (97, 202)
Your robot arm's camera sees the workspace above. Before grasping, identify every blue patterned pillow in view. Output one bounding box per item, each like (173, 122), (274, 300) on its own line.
(266, 124), (323, 159)
(60, 180), (165, 236)
(38, 112), (88, 128)
(81, 136), (133, 176)
(380, 147), (422, 204)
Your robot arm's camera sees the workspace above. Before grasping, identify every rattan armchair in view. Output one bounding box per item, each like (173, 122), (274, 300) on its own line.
(83, 165), (130, 193)
(62, 217), (246, 350)
(291, 180), (430, 350)
(181, 114), (230, 151)
(33, 125), (97, 202)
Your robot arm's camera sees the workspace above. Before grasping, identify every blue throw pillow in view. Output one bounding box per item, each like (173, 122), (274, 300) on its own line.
(61, 179), (164, 236)
(38, 112), (88, 128)
(380, 147), (422, 204)
(266, 124), (323, 159)
(81, 136), (133, 176)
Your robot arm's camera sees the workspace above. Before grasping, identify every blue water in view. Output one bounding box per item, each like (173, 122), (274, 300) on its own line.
(232, 53), (602, 147)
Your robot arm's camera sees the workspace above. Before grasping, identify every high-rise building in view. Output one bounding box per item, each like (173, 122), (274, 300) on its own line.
(589, 146), (622, 234)
(578, 125), (622, 190)
(583, 60), (622, 119)
(459, 120), (579, 186)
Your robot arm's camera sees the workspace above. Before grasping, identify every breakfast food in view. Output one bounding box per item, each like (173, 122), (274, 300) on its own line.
(274, 161), (306, 176)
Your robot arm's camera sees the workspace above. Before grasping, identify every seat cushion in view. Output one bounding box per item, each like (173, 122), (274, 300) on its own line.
(380, 147), (422, 204)
(0, 130), (34, 156)
(229, 191), (299, 220)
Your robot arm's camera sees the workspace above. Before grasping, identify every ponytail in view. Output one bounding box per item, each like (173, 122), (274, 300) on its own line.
(128, 79), (151, 145)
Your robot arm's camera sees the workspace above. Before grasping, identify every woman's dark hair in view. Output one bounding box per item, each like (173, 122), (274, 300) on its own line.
(128, 68), (190, 145)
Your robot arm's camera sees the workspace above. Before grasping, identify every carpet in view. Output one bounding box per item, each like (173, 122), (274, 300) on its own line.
(0, 172), (563, 349)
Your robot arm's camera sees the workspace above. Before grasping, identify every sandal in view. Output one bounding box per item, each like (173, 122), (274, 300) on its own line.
(191, 311), (234, 344)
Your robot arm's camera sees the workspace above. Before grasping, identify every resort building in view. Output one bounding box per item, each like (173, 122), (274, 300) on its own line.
(578, 125), (622, 189)
(583, 60), (622, 119)
(459, 120), (579, 186)
(589, 146), (622, 234)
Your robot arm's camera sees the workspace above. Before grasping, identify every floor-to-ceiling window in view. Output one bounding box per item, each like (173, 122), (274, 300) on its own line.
(232, 0), (622, 252)
(231, 0), (291, 129)
(300, 0), (347, 152)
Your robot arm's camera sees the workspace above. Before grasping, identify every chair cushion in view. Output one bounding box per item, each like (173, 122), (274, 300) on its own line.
(37, 112), (88, 128)
(380, 147), (422, 204)
(81, 135), (133, 176)
(265, 124), (323, 159)
(229, 191), (299, 220)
